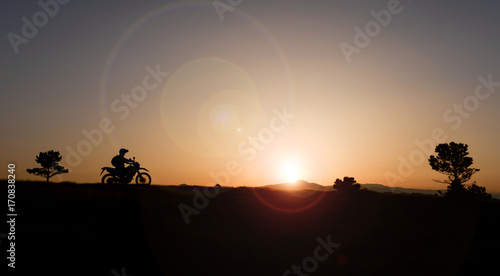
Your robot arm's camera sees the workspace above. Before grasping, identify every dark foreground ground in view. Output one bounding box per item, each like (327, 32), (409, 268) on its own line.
(2, 181), (500, 276)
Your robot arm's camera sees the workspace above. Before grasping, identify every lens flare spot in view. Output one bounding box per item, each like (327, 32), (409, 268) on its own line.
(209, 103), (239, 133)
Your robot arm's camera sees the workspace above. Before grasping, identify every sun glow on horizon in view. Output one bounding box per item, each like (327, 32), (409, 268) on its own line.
(279, 158), (301, 184)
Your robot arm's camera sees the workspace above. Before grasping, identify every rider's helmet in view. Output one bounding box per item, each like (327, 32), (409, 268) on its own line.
(119, 148), (129, 156)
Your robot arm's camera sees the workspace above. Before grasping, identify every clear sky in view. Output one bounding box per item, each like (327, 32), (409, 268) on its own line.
(1, 0), (499, 191)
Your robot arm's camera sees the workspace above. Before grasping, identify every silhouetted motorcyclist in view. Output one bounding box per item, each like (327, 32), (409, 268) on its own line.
(111, 148), (133, 177)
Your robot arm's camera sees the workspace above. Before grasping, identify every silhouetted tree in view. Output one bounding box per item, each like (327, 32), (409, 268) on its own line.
(26, 150), (68, 182)
(333, 176), (361, 192)
(428, 142), (487, 198)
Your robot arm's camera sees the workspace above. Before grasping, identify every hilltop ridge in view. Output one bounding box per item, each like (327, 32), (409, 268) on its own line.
(263, 180), (440, 195)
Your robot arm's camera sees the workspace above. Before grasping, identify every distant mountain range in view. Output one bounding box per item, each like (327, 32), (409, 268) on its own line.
(264, 180), (332, 191)
(263, 180), (500, 199)
(359, 184), (440, 195)
(263, 180), (439, 194)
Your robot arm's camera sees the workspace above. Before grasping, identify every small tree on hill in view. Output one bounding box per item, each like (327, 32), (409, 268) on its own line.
(333, 176), (361, 192)
(26, 150), (68, 182)
(429, 142), (489, 199)
(466, 182), (492, 200)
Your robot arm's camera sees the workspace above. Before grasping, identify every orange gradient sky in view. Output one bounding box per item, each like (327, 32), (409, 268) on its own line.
(1, 0), (499, 191)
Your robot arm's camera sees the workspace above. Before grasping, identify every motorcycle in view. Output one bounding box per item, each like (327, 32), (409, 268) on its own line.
(100, 157), (151, 185)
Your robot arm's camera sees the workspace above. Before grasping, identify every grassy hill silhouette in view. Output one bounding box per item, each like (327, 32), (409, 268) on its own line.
(7, 180), (500, 275)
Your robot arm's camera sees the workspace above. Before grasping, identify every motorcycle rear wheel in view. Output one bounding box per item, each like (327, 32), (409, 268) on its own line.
(102, 174), (118, 184)
(135, 172), (151, 185)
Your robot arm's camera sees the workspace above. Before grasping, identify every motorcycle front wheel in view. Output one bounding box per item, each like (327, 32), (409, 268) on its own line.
(135, 172), (151, 185)
(102, 173), (118, 184)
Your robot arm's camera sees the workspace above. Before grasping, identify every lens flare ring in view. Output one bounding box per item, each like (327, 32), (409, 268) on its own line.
(98, 2), (295, 155)
(251, 188), (327, 213)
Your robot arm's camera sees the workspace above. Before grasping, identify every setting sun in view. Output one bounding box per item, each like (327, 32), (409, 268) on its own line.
(279, 158), (301, 183)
